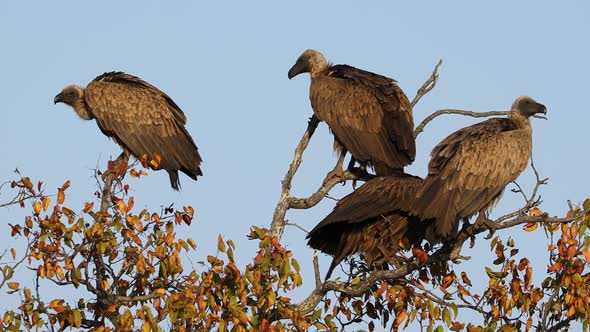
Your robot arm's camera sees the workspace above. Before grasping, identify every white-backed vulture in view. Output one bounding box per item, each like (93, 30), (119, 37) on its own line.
(288, 50), (415, 176)
(411, 96), (547, 239)
(54, 72), (202, 190)
(307, 174), (427, 279)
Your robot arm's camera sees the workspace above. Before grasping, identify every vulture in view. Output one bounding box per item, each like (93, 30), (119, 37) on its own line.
(411, 96), (547, 239)
(307, 174), (428, 279)
(288, 50), (415, 177)
(54, 72), (202, 190)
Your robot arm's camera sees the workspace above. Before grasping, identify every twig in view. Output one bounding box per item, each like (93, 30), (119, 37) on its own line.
(411, 59), (442, 108)
(313, 252), (321, 288)
(285, 221), (310, 234)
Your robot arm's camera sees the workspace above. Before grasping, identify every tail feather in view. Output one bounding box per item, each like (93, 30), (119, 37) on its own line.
(168, 170), (180, 191)
(412, 178), (461, 239)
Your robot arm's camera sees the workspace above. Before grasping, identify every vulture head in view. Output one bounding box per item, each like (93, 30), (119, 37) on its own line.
(54, 85), (84, 107)
(54, 85), (94, 120)
(288, 49), (328, 79)
(511, 96), (547, 119)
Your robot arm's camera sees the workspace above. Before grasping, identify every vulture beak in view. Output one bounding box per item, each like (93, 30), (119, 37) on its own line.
(533, 103), (548, 119)
(288, 61), (305, 80)
(54, 92), (64, 104)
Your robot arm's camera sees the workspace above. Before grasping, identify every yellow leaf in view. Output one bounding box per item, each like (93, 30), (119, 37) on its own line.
(42, 197), (51, 211)
(33, 201), (41, 214)
(523, 222), (538, 232)
(154, 288), (166, 296)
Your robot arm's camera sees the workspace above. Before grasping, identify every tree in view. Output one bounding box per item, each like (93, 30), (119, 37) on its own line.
(1, 62), (589, 331)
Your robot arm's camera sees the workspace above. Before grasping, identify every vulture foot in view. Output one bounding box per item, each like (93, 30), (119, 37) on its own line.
(348, 166), (374, 189)
(464, 215), (497, 247)
(323, 167), (346, 186)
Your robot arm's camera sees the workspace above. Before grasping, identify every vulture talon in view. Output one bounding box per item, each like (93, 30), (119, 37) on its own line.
(323, 167), (346, 186)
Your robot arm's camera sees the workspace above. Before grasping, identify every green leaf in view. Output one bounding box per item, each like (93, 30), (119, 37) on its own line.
(291, 258), (300, 272)
(442, 307), (451, 326)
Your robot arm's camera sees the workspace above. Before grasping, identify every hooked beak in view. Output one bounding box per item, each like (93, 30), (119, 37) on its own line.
(533, 103), (548, 120)
(288, 61), (305, 80)
(54, 92), (64, 104)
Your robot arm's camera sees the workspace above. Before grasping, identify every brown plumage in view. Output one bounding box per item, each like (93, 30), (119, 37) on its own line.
(54, 72), (202, 190)
(288, 50), (415, 175)
(307, 174), (427, 279)
(411, 96), (547, 239)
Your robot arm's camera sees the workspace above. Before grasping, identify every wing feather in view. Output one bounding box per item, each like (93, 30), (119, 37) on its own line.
(85, 73), (202, 185)
(412, 118), (532, 238)
(310, 65), (415, 172)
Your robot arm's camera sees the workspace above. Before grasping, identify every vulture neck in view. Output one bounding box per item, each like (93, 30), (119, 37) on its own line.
(510, 112), (531, 130)
(310, 61), (329, 79)
(72, 90), (94, 120)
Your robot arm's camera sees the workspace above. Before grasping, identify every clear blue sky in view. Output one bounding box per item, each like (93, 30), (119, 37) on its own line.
(0, 1), (588, 328)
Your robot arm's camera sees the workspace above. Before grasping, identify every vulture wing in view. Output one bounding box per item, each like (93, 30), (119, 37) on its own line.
(85, 72), (202, 189)
(310, 65), (415, 173)
(307, 174), (425, 279)
(413, 118), (532, 238)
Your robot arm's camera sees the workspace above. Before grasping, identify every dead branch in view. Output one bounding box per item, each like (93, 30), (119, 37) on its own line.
(269, 115), (320, 239)
(411, 59), (442, 108)
(414, 110), (509, 138)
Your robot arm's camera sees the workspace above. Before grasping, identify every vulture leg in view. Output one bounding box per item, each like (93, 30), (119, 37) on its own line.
(323, 151), (347, 185)
(474, 211), (497, 239)
(465, 211), (497, 247)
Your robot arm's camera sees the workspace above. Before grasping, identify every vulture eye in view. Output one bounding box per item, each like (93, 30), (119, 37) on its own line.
(66, 91), (75, 97)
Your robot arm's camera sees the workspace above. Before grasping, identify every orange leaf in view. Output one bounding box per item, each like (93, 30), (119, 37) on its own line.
(461, 272), (472, 286)
(548, 262), (562, 273)
(57, 189), (65, 205)
(376, 282), (388, 296)
(582, 251), (590, 263)
(412, 247), (429, 264)
(567, 245), (577, 258)
(61, 180), (71, 191)
(529, 207), (542, 216)
(42, 197), (51, 211)
(83, 202), (94, 213)
(10, 248), (16, 260)
(184, 206), (195, 217)
(7, 282), (19, 290)
(395, 309), (408, 326)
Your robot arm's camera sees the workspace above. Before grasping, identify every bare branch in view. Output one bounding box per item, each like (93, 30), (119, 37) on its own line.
(289, 170), (356, 209)
(269, 116), (320, 239)
(285, 221), (310, 234)
(313, 251), (321, 288)
(414, 110), (510, 138)
(411, 59), (442, 108)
